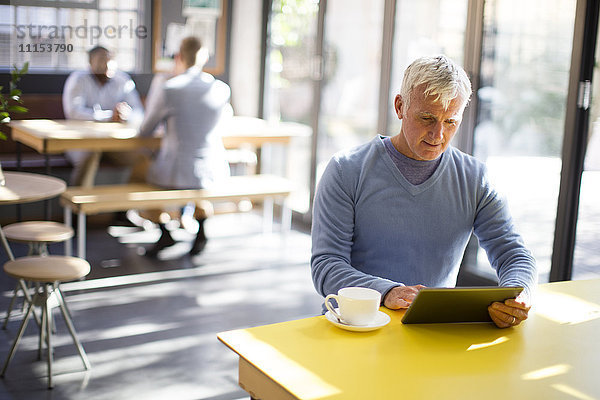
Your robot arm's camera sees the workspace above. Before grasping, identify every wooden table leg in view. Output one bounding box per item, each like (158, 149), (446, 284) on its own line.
(238, 357), (297, 400)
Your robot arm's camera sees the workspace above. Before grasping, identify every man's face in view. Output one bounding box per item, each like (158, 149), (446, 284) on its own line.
(393, 84), (466, 161)
(89, 49), (110, 76)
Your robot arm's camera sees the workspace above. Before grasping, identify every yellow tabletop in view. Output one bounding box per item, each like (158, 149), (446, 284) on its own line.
(9, 117), (311, 154)
(218, 279), (600, 400)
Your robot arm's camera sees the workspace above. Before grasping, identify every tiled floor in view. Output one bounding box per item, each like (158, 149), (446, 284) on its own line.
(0, 212), (323, 400)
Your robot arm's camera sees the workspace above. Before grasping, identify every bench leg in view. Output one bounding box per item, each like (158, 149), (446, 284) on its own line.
(263, 197), (274, 234)
(64, 206), (72, 256)
(281, 198), (291, 234)
(77, 212), (87, 259)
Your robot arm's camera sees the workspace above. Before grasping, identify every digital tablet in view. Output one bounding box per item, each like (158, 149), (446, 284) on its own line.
(401, 286), (524, 324)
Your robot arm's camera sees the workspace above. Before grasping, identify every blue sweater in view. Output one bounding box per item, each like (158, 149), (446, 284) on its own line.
(311, 136), (537, 301)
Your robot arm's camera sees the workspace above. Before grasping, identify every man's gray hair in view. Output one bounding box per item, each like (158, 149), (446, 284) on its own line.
(400, 55), (472, 110)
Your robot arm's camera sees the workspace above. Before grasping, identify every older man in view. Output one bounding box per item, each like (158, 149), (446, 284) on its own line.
(311, 55), (536, 328)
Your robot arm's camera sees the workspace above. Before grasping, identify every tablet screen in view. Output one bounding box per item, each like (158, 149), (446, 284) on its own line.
(401, 286), (524, 324)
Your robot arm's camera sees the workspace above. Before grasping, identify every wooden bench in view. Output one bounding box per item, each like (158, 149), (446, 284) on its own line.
(60, 174), (294, 259)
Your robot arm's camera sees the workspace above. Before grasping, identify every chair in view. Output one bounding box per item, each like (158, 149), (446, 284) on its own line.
(2, 221), (74, 329)
(0, 255), (91, 389)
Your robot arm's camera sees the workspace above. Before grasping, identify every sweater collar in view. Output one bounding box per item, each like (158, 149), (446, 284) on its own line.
(376, 135), (450, 196)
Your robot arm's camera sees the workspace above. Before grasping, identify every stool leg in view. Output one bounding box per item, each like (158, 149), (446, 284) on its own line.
(55, 288), (90, 370)
(3, 280), (41, 330)
(27, 281), (42, 328)
(29, 242), (48, 256)
(0, 226), (15, 261)
(2, 282), (21, 329)
(64, 207), (72, 257)
(38, 295), (46, 361)
(53, 284), (72, 321)
(44, 285), (54, 389)
(1, 292), (38, 378)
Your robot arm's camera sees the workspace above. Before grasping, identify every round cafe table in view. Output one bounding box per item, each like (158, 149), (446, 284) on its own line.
(0, 171), (67, 328)
(0, 171), (67, 260)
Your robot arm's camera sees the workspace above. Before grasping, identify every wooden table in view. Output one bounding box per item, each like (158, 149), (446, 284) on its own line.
(0, 171), (67, 259)
(9, 116), (310, 154)
(0, 171), (66, 206)
(218, 279), (600, 400)
(0, 171), (71, 349)
(10, 117), (310, 186)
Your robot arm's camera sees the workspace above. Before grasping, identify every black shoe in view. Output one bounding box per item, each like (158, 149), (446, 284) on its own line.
(146, 224), (176, 257)
(189, 218), (208, 256)
(113, 211), (136, 227)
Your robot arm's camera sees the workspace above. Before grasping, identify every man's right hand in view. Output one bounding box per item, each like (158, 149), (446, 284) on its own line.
(112, 102), (132, 122)
(383, 285), (426, 309)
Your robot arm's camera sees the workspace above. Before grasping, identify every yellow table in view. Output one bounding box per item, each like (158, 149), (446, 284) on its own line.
(218, 279), (600, 400)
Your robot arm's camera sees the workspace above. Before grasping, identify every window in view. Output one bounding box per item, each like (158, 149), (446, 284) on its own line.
(471, 0), (576, 283)
(317, 0), (385, 177)
(0, 0), (150, 72)
(387, 0), (468, 136)
(264, 0), (320, 213)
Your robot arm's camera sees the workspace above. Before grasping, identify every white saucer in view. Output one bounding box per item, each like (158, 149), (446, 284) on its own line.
(325, 309), (391, 332)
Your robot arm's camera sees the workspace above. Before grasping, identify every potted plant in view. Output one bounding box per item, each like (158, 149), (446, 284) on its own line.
(0, 62), (29, 186)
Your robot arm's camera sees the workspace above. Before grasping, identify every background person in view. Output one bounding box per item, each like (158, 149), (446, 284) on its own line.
(311, 55), (536, 329)
(136, 36), (232, 257)
(62, 45), (144, 186)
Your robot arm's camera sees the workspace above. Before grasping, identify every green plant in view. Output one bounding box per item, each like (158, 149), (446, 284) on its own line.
(0, 62), (29, 140)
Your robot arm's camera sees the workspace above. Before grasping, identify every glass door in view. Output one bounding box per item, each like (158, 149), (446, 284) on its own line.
(315, 0), (386, 180)
(571, 2), (600, 280)
(266, 0), (387, 214)
(469, 0), (577, 283)
(264, 0), (320, 214)
(387, 0), (469, 136)
(573, 121), (600, 279)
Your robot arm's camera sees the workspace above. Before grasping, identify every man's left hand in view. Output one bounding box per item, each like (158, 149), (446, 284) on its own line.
(488, 296), (531, 328)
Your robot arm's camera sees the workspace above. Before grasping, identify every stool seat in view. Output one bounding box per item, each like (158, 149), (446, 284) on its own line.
(2, 224), (76, 330)
(4, 256), (90, 282)
(1, 256), (91, 388)
(3, 221), (74, 243)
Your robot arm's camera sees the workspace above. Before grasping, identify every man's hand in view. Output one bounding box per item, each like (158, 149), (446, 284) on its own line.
(488, 295), (531, 328)
(384, 285), (426, 309)
(112, 102), (132, 122)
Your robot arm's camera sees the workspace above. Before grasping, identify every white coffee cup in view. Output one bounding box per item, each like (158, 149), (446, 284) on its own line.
(325, 287), (381, 326)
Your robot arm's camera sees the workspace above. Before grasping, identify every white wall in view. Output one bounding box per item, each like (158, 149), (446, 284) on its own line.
(229, 0), (263, 117)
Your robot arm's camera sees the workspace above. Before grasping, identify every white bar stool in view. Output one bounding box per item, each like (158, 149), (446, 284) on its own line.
(0, 255), (91, 389)
(2, 221), (74, 329)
